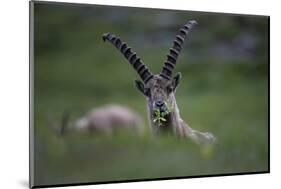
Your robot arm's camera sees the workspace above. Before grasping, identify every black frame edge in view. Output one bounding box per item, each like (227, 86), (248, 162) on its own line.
(29, 0), (35, 188)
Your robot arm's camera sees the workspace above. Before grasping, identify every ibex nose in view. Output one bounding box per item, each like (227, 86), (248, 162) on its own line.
(155, 100), (164, 107)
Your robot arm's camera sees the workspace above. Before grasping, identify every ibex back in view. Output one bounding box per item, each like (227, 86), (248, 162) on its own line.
(102, 20), (216, 144)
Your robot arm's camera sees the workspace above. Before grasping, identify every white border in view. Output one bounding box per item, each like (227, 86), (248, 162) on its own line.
(0, 0), (279, 189)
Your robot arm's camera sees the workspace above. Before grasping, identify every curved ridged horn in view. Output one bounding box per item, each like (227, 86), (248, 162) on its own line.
(102, 33), (153, 83)
(160, 20), (197, 80)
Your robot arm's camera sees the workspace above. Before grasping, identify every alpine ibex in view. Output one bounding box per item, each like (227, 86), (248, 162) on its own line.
(73, 104), (144, 136)
(102, 20), (216, 144)
(47, 104), (144, 136)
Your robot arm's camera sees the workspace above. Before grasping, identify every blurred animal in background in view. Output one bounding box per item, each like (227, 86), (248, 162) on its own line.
(47, 104), (144, 136)
(103, 20), (216, 144)
(72, 104), (144, 136)
(47, 111), (70, 136)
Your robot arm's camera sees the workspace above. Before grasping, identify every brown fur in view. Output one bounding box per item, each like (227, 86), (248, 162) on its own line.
(47, 105), (144, 136)
(143, 75), (216, 144)
(73, 104), (144, 136)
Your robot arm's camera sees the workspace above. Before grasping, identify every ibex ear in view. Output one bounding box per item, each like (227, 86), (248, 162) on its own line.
(173, 72), (182, 89)
(134, 80), (145, 95)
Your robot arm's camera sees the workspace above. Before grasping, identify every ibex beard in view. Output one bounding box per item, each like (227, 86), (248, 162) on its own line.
(103, 20), (216, 144)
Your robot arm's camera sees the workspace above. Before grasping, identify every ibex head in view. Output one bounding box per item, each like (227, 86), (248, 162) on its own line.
(102, 20), (197, 127)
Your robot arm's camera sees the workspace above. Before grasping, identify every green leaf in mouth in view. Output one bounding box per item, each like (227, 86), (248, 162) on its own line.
(153, 102), (172, 126)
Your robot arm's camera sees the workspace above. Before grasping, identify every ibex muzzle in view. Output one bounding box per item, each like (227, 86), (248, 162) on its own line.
(103, 20), (216, 143)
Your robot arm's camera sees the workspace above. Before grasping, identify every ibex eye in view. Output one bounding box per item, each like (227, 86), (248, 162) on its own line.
(167, 86), (173, 93)
(144, 88), (151, 96)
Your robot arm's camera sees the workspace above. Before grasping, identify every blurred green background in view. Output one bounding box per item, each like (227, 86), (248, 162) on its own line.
(33, 2), (269, 186)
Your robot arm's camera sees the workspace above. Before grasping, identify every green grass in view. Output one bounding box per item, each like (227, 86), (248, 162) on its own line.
(34, 57), (268, 185)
